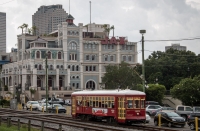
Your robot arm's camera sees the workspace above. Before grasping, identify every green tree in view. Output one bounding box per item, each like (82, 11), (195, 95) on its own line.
(30, 89), (36, 100)
(101, 62), (142, 90)
(170, 76), (200, 106)
(28, 28), (32, 34)
(18, 25), (25, 34)
(145, 84), (166, 105)
(22, 23), (28, 33)
(102, 24), (114, 37)
(136, 49), (200, 90)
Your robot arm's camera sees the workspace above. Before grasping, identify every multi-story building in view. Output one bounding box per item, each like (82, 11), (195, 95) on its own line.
(1, 14), (138, 101)
(165, 43), (186, 51)
(32, 4), (68, 36)
(0, 12), (6, 52)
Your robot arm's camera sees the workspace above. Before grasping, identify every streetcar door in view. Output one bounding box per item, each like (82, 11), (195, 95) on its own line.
(118, 97), (125, 120)
(72, 96), (76, 115)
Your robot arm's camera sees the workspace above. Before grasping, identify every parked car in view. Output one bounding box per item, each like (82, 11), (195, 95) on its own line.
(161, 107), (175, 112)
(146, 101), (159, 107)
(48, 104), (66, 113)
(65, 99), (71, 106)
(49, 98), (64, 105)
(187, 107), (200, 130)
(154, 111), (185, 127)
(38, 103), (51, 112)
(175, 105), (193, 121)
(146, 113), (151, 123)
(146, 105), (162, 116)
(26, 101), (39, 110)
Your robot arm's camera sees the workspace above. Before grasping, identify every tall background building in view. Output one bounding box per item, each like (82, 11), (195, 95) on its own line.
(0, 12), (6, 52)
(165, 43), (186, 51)
(32, 4), (68, 35)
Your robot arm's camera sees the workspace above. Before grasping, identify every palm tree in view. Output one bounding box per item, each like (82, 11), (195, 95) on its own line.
(18, 25), (24, 34)
(32, 26), (37, 36)
(28, 28), (32, 35)
(102, 24), (115, 37)
(22, 23), (28, 34)
(30, 88), (36, 100)
(110, 25), (115, 37)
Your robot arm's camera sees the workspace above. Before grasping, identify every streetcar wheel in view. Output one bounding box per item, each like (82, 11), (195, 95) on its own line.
(154, 120), (158, 126)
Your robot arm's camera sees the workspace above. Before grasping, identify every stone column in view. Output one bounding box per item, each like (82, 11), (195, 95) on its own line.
(65, 74), (68, 88)
(67, 68), (70, 88)
(21, 68), (27, 91)
(56, 69), (59, 88)
(32, 68), (37, 87)
(99, 42), (102, 90)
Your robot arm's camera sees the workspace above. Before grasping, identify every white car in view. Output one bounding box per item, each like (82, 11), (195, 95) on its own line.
(38, 103), (51, 111)
(26, 101), (39, 110)
(146, 114), (151, 123)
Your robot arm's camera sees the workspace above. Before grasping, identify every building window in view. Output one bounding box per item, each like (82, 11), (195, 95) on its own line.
(72, 83), (75, 87)
(108, 45), (110, 49)
(72, 65), (75, 71)
(69, 42), (77, 50)
(93, 66), (96, 71)
(76, 65), (79, 71)
(68, 65), (70, 69)
(123, 56), (126, 61)
(92, 55), (95, 61)
(48, 51), (51, 59)
(76, 83), (79, 88)
(128, 56), (131, 61)
(89, 66), (92, 71)
(86, 81), (95, 90)
(126, 45), (128, 50)
(110, 56), (114, 61)
(58, 52), (61, 59)
(35, 64), (38, 68)
(92, 44), (96, 49)
(57, 65), (60, 69)
(36, 51), (40, 59)
(112, 45), (114, 49)
(130, 45), (132, 50)
(69, 53), (77, 60)
(84, 44), (87, 49)
(86, 55), (89, 60)
(60, 65), (63, 69)
(86, 66), (88, 71)
(88, 44), (91, 49)
(104, 55), (108, 61)
(122, 45), (125, 50)
(38, 64), (42, 70)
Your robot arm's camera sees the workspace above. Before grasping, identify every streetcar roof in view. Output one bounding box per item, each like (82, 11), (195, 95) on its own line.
(72, 89), (145, 95)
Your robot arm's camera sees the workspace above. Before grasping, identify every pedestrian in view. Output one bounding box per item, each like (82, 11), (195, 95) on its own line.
(22, 102), (25, 109)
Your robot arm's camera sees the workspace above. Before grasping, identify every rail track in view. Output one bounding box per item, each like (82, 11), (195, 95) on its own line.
(0, 108), (179, 131)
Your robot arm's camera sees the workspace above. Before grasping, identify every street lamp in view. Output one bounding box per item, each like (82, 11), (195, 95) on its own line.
(45, 52), (48, 112)
(140, 30), (146, 92)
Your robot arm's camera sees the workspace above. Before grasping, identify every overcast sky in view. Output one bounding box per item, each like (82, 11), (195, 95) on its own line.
(1, 0), (200, 63)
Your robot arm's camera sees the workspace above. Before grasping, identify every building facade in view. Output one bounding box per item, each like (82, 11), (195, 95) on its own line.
(1, 15), (138, 101)
(32, 4), (68, 36)
(0, 12), (6, 52)
(165, 43), (186, 51)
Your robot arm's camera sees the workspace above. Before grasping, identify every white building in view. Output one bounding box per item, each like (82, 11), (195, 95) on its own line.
(1, 14), (138, 101)
(165, 43), (186, 51)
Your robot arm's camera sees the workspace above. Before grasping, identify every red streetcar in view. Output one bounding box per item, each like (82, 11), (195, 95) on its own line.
(71, 89), (146, 124)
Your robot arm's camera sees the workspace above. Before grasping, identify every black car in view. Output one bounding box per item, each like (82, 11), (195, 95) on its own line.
(48, 104), (66, 113)
(187, 112), (200, 130)
(154, 111), (185, 127)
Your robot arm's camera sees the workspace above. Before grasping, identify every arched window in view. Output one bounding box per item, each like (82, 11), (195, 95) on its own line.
(50, 65), (53, 70)
(86, 81), (95, 90)
(35, 64), (38, 68)
(110, 56), (114, 61)
(38, 64), (42, 70)
(72, 65), (75, 71)
(58, 52), (61, 59)
(48, 51), (51, 59)
(60, 65), (63, 69)
(76, 65), (79, 71)
(68, 65), (70, 69)
(69, 42), (77, 50)
(36, 51), (40, 59)
(57, 65), (60, 69)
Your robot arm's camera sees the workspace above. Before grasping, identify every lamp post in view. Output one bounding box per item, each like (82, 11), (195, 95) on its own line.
(45, 53), (48, 112)
(140, 30), (146, 92)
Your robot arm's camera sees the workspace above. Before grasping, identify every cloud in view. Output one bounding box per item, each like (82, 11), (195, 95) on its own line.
(121, 6), (134, 12)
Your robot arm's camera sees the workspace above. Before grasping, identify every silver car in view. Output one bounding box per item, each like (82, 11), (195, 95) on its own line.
(146, 113), (151, 123)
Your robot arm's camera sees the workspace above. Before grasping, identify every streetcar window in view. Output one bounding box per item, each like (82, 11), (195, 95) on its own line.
(141, 99), (145, 108)
(127, 100), (133, 108)
(90, 97), (93, 107)
(135, 100), (140, 108)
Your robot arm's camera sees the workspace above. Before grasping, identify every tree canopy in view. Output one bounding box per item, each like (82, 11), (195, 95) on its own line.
(101, 62), (142, 90)
(136, 49), (200, 90)
(170, 75), (200, 106)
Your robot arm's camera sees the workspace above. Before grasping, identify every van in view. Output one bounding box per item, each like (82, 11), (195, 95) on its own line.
(146, 101), (159, 107)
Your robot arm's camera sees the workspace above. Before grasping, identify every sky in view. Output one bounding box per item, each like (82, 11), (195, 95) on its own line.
(1, 0), (200, 63)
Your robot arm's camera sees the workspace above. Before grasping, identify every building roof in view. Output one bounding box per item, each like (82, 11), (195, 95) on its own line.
(30, 36), (47, 43)
(66, 14), (74, 20)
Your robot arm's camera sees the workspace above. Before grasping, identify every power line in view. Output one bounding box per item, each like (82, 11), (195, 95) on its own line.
(144, 37), (200, 42)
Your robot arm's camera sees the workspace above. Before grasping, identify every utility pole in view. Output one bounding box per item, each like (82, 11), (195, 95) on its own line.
(45, 54), (48, 112)
(140, 30), (146, 92)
